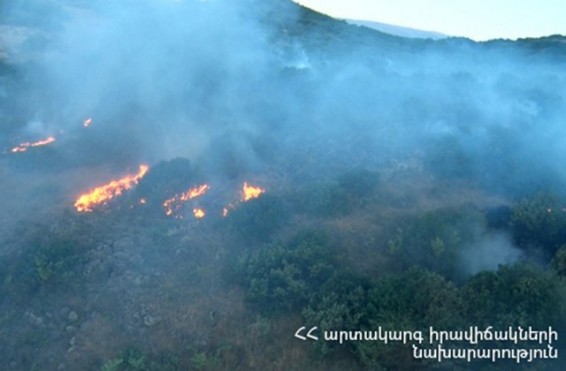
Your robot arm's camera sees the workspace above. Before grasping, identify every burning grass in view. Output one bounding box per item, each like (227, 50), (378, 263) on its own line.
(162, 184), (210, 218)
(74, 164), (149, 212)
(242, 182), (265, 201)
(10, 136), (56, 153)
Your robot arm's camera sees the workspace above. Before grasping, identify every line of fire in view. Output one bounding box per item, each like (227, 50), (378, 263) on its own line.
(7, 117), (94, 154)
(10, 136), (56, 153)
(73, 164), (266, 219)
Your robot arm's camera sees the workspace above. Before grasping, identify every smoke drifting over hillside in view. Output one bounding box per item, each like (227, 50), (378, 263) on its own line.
(1, 0), (565, 193)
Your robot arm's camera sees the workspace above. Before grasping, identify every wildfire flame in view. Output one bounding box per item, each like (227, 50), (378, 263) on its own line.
(221, 182), (265, 217)
(11, 136), (56, 153)
(163, 184), (210, 217)
(193, 208), (205, 219)
(74, 165), (149, 212)
(242, 182), (265, 202)
(83, 118), (93, 127)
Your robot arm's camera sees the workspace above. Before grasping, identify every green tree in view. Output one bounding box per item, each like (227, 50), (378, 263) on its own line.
(386, 208), (482, 279)
(551, 245), (566, 277)
(462, 264), (563, 328)
(227, 194), (291, 244)
(357, 268), (463, 369)
(302, 273), (370, 356)
(239, 230), (335, 313)
(511, 192), (566, 257)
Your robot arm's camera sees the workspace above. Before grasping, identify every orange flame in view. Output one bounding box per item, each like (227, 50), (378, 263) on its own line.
(11, 136), (56, 153)
(193, 208), (205, 219)
(74, 165), (149, 212)
(163, 184), (210, 217)
(242, 182), (265, 201)
(220, 183), (265, 216)
(83, 118), (93, 127)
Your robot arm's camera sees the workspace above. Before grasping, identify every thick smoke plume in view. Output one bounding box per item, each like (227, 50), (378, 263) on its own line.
(1, 0), (565, 196)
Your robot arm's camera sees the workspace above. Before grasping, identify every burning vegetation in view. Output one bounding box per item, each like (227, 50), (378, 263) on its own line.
(74, 165), (149, 212)
(83, 118), (93, 127)
(160, 182), (266, 219)
(193, 208), (205, 219)
(70, 162), (268, 220)
(222, 182), (266, 217)
(242, 182), (265, 202)
(10, 136), (56, 153)
(162, 184), (210, 217)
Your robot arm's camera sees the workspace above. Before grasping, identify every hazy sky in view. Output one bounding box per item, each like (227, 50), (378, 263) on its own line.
(293, 0), (566, 41)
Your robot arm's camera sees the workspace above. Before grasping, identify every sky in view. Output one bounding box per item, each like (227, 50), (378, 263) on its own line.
(293, 0), (566, 41)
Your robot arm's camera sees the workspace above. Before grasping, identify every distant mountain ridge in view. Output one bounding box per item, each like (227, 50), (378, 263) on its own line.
(344, 19), (448, 40)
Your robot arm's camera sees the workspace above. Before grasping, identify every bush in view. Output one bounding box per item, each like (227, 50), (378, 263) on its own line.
(386, 208), (482, 279)
(336, 168), (380, 198)
(510, 192), (566, 258)
(357, 268), (463, 369)
(227, 194), (290, 243)
(366, 268), (464, 330)
(551, 245), (566, 277)
(302, 273), (370, 356)
(296, 168), (380, 217)
(298, 181), (353, 217)
(0, 213), (103, 297)
(462, 264), (564, 328)
(484, 205), (512, 230)
(302, 268), (463, 368)
(101, 348), (179, 371)
(239, 230), (335, 313)
(34, 235), (81, 283)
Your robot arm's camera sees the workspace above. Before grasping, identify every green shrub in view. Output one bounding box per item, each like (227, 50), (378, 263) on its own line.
(239, 230), (335, 313)
(336, 168), (380, 198)
(366, 268), (464, 330)
(386, 208), (482, 278)
(299, 181), (353, 217)
(191, 351), (220, 371)
(462, 264), (564, 328)
(101, 348), (146, 371)
(301, 268), (463, 368)
(0, 213), (103, 297)
(34, 236), (80, 283)
(302, 273), (370, 356)
(227, 194), (290, 243)
(357, 268), (463, 369)
(296, 168), (379, 217)
(510, 192), (566, 257)
(484, 205), (512, 230)
(551, 245), (566, 277)
(100, 348), (178, 371)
